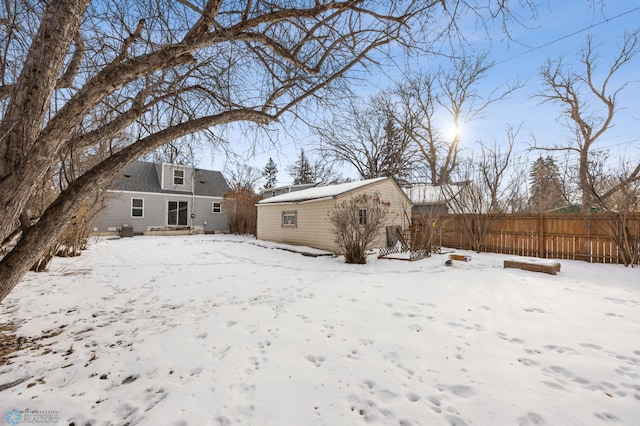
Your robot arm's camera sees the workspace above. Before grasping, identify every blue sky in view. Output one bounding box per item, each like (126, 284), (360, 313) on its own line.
(199, 2), (640, 186)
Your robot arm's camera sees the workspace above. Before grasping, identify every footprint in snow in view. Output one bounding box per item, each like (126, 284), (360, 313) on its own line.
(438, 384), (475, 399)
(446, 415), (469, 426)
(580, 343), (603, 351)
(306, 355), (326, 367)
(213, 416), (231, 426)
(594, 412), (621, 422)
(244, 356), (265, 374)
(516, 412), (546, 425)
(406, 392), (420, 402)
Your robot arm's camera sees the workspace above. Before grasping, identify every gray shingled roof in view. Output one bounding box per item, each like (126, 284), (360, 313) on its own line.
(109, 160), (229, 197)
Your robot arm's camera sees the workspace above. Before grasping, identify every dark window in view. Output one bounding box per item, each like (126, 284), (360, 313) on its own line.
(359, 208), (367, 225)
(168, 201), (188, 225)
(131, 198), (143, 217)
(212, 202), (222, 213)
(173, 169), (184, 185)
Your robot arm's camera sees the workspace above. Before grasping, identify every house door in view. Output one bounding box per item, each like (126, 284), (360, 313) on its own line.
(167, 201), (188, 226)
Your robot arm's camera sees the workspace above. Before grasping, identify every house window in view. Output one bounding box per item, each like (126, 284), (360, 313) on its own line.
(168, 201), (188, 226)
(173, 169), (184, 185)
(359, 208), (367, 225)
(282, 211), (297, 227)
(212, 202), (222, 213)
(131, 198), (144, 218)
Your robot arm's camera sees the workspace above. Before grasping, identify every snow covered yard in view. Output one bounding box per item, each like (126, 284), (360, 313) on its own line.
(1, 235), (639, 426)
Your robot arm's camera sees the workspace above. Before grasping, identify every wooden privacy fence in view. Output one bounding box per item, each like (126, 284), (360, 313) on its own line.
(412, 213), (640, 265)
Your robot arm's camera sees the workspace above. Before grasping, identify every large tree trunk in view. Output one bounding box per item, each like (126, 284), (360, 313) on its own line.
(0, 0), (89, 242)
(0, 110), (270, 303)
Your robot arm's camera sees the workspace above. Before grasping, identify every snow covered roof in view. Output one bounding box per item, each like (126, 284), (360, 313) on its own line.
(403, 183), (467, 205)
(261, 183), (318, 195)
(258, 177), (388, 204)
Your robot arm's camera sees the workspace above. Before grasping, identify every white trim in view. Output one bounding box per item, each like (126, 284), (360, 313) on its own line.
(258, 177), (386, 204)
(255, 196), (333, 207)
(107, 189), (223, 200)
(281, 211), (297, 227)
(212, 201), (222, 213)
(131, 197), (144, 218)
(173, 168), (185, 185)
(166, 199), (189, 226)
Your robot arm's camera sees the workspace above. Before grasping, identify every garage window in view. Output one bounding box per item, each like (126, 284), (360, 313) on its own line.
(282, 211), (297, 227)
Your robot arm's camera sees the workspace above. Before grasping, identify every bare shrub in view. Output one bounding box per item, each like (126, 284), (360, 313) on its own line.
(225, 188), (261, 236)
(329, 193), (390, 264)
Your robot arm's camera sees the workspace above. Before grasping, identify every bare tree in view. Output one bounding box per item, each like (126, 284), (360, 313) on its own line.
(146, 135), (200, 166)
(592, 157), (640, 266)
(445, 126), (521, 251)
(0, 0), (536, 301)
(396, 53), (521, 184)
(537, 31), (640, 213)
(316, 93), (418, 184)
(288, 148), (345, 185)
(329, 192), (390, 264)
(225, 162), (262, 192)
(225, 188), (261, 236)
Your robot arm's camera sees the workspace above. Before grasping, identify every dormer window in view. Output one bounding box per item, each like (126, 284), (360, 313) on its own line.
(173, 169), (184, 185)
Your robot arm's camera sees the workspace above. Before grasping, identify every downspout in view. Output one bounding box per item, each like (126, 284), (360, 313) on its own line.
(191, 168), (196, 231)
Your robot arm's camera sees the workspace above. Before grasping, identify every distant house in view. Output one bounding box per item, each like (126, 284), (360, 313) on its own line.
(93, 161), (230, 235)
(261, 183), (319, 199)
(404, 182), (473, 215)
(256, 177), (411, 253)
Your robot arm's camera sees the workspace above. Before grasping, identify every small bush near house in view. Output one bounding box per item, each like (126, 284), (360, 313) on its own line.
(225, 188), (262, 235)
(330, 193), (390, 264)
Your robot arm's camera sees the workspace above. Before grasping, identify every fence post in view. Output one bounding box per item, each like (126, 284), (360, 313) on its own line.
(538, 213), (545, 258)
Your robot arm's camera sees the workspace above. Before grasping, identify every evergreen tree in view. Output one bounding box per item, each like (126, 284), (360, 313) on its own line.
(527, 156), (565, 212)
(380, 116), (412, 184)
(262, 157), (278, 189)
(288, 149), (315, 184)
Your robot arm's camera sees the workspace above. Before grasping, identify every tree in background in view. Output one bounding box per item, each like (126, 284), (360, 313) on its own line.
(263, 158), (278, 190)
(288, 149), (315, 185)
(0, 0), (538, 301)
(224, 189), (262, 236)
(592, 158), (640, 266)
(223, 163), (262, 235)
(316, 93), (417, 183)
(226, 163), (262, 192)
(146, 136), (199, 166)
(537, 31), (640, 213)
(444, 126), (523, 251)
(396, 53), (520, 184)
(527, 156), (566, 212)
(329, 193), (390, 264)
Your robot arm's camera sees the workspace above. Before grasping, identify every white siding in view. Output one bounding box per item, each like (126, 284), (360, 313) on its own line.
(256, 178), (411, 253)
